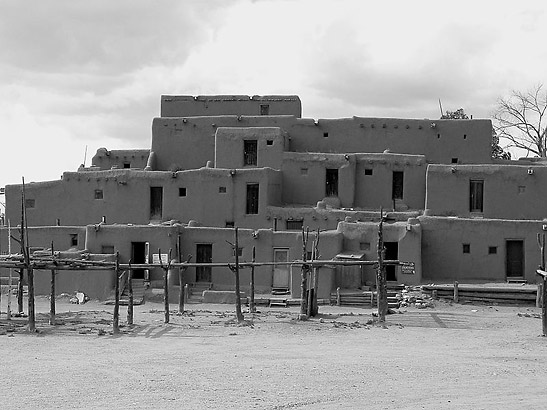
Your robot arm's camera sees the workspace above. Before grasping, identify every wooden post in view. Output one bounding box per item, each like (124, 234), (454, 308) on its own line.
(113, 252), (120, 334)
(22, 178), (35, 332)
(454, 281), (459, 303)
(543, 276), (547, 337)
(299, 226), (309, 319)
(178, 254), (192, 314)
(184, 284), (189, 305)
(159, 248), (172, 324)
(336, 287), (341, 306)
(49, 242), (56, 326)
(537, 281), (543, 308)
(312, 230), (320, 316)
(27, 265), (35, 331)
(127, 259), (134, 326)
(234, 228), (244, 323)
(376, 209), (388, 322)
(250, 246), (256, 313)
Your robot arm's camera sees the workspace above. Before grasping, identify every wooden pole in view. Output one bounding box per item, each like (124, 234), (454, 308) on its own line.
(250, 246), (256, 313)
(127, 259), (134, 326)
(299, 226), (309, 319)
(113, 252), (120, 334)
(312, 230), (320, 316)
(307, 239), (315, 318)
(234, 228), (244, 323)
(376, 209), (388, 322)
(177, 235), (184, 314)
(49, 242), (56, 326)
(7, 220), (12, 320)
(159, 248), (172, 324)
(22, 177), (35, 332)
(454, 281), (459, 303)
(543, 276), (547, 337)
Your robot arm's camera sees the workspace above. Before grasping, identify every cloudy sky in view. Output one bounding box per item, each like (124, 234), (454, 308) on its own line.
(1, 0), (546, 196)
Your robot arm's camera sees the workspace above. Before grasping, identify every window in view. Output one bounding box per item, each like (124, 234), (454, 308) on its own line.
(150, 187), (163, 220)
(323, 132), (329, 138)
(300, 168), (308, 176)
(470, 180), (484, 212)
(360, 242), (371, 251)
(286, 219), (304, 231)
(94, 189), (103, 200)
(488, 246), (497, 254)
(123, 162), (131, 169)
(463, 244), (470, 254)
(364, 169), (373, 176)
(233, 247), (243, 257)
(451, 158), (458, 164)
(243, 140), (258, 166)
(101, 245), (115, 254)
(246, 184), (259, 214)
(219, 186), (227, 193)
(179, 187), (187, 197)
(392, 171), (404, 200)
(70, 234), (78, 247)
(326, 168), (338, 197)
(25, 199), (35, 208)
(266, 140), (273, 146)
(225, 221), (234, 228)
(260, 104), (269, 115)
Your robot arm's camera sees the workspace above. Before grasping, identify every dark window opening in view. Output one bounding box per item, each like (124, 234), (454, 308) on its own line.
(437, 133), (441, 138)
(286, 219), (304, 231)
(131, 242), (147, 279)
(470, 180), (484, 212)
(94, 189), (103, 200)
(260, 104), (270, 115)
(323, 132), (329, 138)
(463, 244), (470, 254)
(364, 169), (373, 176)
(301, 168), (308, 175)
(70, 234), (78, 247)
(463, 134), (467, 139)
(196, 244), (212, 282)
(360, 242), (370, 251)
(488, 246), (497, 254)
(150, 186), (163, 220)
(451, 158), (458, 164)
(233, 247), (243, 257)
(385, 242), (398, 281)
(326, 168), (339, 197)
(179, 187), (187, 197)
(123, 162), (131, 169)
(225, 221), (234, 228)
(266, 140), (273, 146)
(219, 186), (227, 193)
(243, 140), (258, 166)
(392, 171), (404, 200)
(246, 183), (259, 214)
(25, 199), (35, 208)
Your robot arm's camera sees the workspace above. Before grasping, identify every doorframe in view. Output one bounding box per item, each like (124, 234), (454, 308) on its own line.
(272, 248), (290, 289)
(505, 238), (525, 279)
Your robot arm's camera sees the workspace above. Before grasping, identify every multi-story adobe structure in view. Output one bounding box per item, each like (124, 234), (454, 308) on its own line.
(1, 94), (546, 300)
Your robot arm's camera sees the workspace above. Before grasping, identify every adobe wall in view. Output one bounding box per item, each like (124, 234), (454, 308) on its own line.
(91, 148), (150, 170)
(151, 116), (493, 172)
(160, 95), (302, 118)
(425, 164), (547, 219)
(420, 216), (543, 283)
(215, 127), (288, 170)
(336, 219), (422, 286)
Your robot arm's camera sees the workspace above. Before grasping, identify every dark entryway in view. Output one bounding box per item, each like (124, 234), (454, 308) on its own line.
(196, 244), (212, 282)
(392, 171), (404, 200)
(150, 187), (163, 220)
(326, 168), (339, 197)
(384, 241), (398, 282)
(131, 241), (147, 279)
(506, 240), (524, 278)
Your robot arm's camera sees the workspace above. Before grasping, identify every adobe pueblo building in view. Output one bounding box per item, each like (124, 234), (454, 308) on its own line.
(1, 94), (545, 300)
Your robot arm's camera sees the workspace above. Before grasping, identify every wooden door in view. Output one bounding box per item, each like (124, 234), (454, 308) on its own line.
(506, 240), (524, 278)
(196, 244), (212, 282)
(272, 249), (290, 289)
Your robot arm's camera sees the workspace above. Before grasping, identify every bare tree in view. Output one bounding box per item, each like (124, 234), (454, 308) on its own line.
(493, 84), (547, 157)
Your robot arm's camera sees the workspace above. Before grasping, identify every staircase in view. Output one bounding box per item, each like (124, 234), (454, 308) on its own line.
(187, 282), (212, 302)
(119, 278), (146, 305)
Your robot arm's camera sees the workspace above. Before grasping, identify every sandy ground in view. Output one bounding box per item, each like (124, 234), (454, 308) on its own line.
(0, 295), (546, 410)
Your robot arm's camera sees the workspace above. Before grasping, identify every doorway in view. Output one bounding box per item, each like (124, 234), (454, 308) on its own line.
(326, 168), (339, 197)
(506, 240), (524, 278)
(131, 242), (147, 280)
(196, 244), (212, 282)
(392, 171), (404, 200)
(150, 187), (163, 220)
(384, 242), (398, 282)
(272, 248), (290, 289)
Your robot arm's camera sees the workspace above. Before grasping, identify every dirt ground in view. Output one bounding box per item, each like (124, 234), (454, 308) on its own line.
(1, 295), (547, 410)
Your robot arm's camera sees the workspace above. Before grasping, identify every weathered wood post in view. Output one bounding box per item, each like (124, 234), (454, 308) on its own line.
(49, 242), (56, 326)
(22, 178), (36, 332)
(454, 281), (459, 303)
(543, 275), (547, 337)
(178, 255), (192, 314)
(159, 248), (172, 324)
(312, 229), (320, 316)
(113, 252), (121, 334)
(336, 287), (341, 306)
(376, 210), (388, 322)
(250, 246), (256, 314)
(307, 238), (316, 318)
(234, 227), (244, 323)
(299, 226), (310, 319)
(127, 259), (134, 326)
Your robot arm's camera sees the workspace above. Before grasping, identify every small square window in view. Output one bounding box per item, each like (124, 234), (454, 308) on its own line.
(233, 247), (243, 257)
(323, 132), (329, 138)
(123, 162), (131, 169)
(286, 219), (304, 231)
(364, 169), (373, 176)
(225, 221), (234, 228)
(260, 104), (269, 115)
(25, 199), (35, 208)
(101, 245), (115, 254)
(360, 242), (371, 251)
(219, 186), (227, 193)
(179, 187), (187, 197)
(451, 158), (458, 164)
(94, 189), (103, 200)
(70, 234), (78, 247)
(266, 140), (273, 146)
(463, 244), (470, 254)
(488, 246), (497, 254)
(300, 168), (308, 175)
